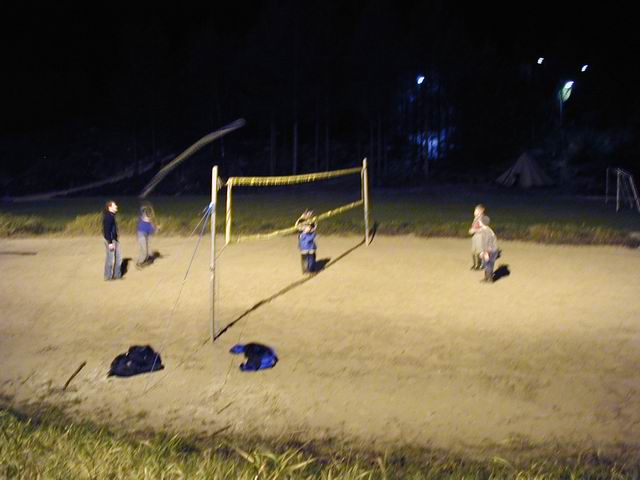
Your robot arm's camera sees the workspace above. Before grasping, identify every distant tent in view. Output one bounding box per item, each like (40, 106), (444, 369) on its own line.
(496, 153), (553, 188)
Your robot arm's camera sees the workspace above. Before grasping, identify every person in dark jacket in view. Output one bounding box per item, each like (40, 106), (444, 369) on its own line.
(103, 200), (122, 280)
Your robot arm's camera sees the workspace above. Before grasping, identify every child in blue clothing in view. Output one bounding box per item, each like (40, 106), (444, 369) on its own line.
(295, 209), (317, 274)
(136, 204), (156, 268)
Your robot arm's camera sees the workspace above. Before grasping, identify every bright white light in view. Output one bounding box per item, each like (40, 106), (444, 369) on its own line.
(581, 64), (589, 72)
(537, 57), (544, 64)
(560, 80), (574, 102)
(416, 75), (425, 85)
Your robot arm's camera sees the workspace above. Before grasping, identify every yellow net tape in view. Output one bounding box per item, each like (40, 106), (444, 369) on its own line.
(228, 166), (361, 187)
(234, 199), (363, 243)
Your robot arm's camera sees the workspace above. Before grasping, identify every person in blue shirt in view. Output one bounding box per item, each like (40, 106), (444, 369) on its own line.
(136, 204), (156, 268)
(295, 210), (317, 274)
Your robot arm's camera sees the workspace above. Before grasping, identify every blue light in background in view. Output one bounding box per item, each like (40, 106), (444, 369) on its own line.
(416, 75), (425, 85)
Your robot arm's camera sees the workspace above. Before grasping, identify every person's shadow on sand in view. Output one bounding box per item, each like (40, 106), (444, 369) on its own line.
(121, 258), (132, 277)
(136, 251), (164, 270)
(313, 258), (331, 272)
(493, 264), (510, 282)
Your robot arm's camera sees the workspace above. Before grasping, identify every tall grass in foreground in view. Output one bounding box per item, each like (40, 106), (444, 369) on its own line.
(1, 409), (637, 479)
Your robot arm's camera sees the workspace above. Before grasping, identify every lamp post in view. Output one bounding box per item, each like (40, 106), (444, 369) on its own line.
(558, 80), (574, 128)
(556, 80), (574, 179)
(416, 74), (426, 172)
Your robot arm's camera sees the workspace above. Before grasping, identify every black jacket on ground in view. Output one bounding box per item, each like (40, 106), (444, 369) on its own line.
(103, 211), (118, 243)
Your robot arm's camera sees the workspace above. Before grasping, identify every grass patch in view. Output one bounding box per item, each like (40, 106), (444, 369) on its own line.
(0, 213), (54, 236)
(1, 188), (639, 246)
(0, 407), (638, 479)
(63, 213), (104, 236)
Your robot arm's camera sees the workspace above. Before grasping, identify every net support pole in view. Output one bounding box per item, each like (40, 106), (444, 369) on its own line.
(210, 166), (219, 342)
(625, 171), (640, 213)
(616, 169), (621, 212)
(225, 181), (233, 245)
(362, 158), (371, 246)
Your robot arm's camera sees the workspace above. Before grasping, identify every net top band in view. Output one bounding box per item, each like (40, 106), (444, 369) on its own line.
(227, 166), (362, 187)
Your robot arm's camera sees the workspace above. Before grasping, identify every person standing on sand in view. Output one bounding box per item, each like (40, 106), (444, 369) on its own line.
(468, 204), (488, 270)
(478, 215), (498, 283)
(136, 204), (156, 268)
(102, 200), (122, 280)
(295, 209), (318, 274)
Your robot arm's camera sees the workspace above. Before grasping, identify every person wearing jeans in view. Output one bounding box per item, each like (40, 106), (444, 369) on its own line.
(295, 209), (318, 274)
(103, 200), (122, 280)
(298, 228), (317, 273)
(478, 215), (498, 283)
(136, 205), (156, 268)
(468, 204), (488, 270)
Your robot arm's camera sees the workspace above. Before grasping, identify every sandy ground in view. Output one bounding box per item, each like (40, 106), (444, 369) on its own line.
(1, 235), (639, 457)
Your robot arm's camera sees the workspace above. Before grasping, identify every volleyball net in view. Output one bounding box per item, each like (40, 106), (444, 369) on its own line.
(207, 159), (370, 341)
(221, 159), (371, 246)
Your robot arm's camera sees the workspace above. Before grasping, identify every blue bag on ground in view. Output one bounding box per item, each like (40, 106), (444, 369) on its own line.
(230, 343), (278, 371)
(108, 345), (164, 377)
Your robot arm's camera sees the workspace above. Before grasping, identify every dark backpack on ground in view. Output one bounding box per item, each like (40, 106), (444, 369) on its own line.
(229, 343), (278, 371)
(108, 345), (164, 377)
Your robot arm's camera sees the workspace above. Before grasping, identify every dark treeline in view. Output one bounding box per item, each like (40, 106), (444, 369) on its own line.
(1, 2), (638, 195)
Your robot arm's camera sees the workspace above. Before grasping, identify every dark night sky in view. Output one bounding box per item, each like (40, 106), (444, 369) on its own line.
(2, 3), (634, 127)
(1, 2), (639, 189)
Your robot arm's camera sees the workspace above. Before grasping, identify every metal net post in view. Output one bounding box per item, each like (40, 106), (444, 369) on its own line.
(225, 181), (233, 245)
(210, 166), (218, 342)
(362, 158), (371, 245)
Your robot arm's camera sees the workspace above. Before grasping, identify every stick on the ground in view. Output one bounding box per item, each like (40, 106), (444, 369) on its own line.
(63, 361), (87, 391)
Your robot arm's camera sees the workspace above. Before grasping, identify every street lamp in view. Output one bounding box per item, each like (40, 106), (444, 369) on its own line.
(537, 57), (544, 65)
(557, 79), (575, 149)
(581, 64), (589, 72)
(560, 80), (574, 102)
(416, 75), (425, 85)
